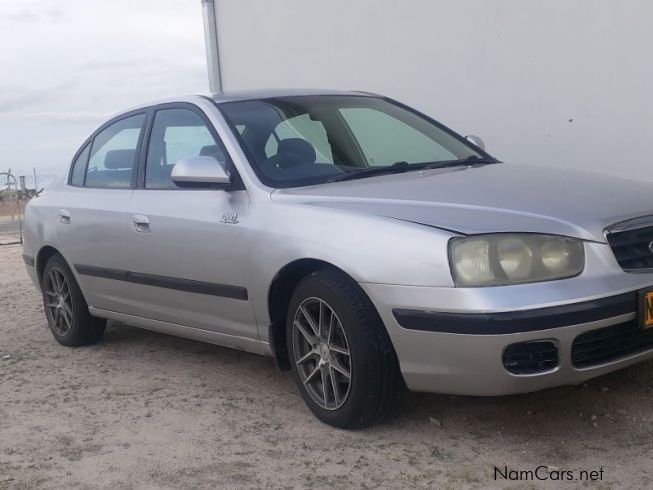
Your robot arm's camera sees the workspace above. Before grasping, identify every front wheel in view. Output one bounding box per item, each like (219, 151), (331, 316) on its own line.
(287, 269), (402, 429)
(42, 254), (106, 347)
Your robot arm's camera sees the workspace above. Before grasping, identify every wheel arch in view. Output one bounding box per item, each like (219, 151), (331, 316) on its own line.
(35, 246), (89, 303)
(267, 258), (375, 372)
(36, 245), (63, 287)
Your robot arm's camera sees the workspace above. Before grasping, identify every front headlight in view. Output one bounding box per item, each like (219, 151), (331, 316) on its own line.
(449, 234), (584, 286)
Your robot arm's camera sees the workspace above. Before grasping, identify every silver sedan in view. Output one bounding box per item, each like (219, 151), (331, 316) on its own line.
(22, 89), (653, 428)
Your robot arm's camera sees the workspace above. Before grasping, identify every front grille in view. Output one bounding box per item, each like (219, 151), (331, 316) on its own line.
(572, 320), (653, 368)
(503, 341), (559, 374)
(606, 225), (653, 271)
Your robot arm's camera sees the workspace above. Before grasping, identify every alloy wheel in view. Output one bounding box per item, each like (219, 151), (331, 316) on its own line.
(292, 297), (352, 410)
(44, 267), (74, 336)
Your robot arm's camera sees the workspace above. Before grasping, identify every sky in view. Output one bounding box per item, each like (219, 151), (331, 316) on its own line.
(0, 0), (208, 187)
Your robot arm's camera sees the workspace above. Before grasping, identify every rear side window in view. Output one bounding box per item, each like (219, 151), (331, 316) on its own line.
(69, 144), (90, 186)
(145, 108), (227, 189)
(85, 114), (146, 188)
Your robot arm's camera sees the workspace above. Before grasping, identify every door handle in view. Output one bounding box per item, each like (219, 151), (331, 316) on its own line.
(132, 214), (150, 233)
(59, 209), (71, 224)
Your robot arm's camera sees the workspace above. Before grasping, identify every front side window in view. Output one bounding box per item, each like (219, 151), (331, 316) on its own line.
(219, 95), (487, 188)
(145, 108), (227, 189)
(85, 114), (145, 188)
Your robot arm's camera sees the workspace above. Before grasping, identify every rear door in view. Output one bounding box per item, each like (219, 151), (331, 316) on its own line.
(119, 104), (257, 339)
(56, 111), (147, 312)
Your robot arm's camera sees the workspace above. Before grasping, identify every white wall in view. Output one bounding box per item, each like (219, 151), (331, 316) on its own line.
(215, 0), (653, 181)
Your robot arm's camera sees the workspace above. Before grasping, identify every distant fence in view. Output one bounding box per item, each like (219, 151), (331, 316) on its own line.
(9, 168), (62, 191)
(1, 167), (63, 245)
(1, 172), (23, 245)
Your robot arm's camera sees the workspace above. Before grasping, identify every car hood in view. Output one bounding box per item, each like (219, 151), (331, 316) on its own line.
(272, 163), (653, 242)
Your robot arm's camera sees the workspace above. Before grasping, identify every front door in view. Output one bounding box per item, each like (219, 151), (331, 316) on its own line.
(120, 106), (258, 339)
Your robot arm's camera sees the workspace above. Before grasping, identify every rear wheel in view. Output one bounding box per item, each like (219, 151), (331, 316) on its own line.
(287, 269), (401, 429)
(42, 254), (106, 346)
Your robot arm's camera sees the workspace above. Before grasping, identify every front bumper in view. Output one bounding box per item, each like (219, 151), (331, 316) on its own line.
(362, 275), (653, 396)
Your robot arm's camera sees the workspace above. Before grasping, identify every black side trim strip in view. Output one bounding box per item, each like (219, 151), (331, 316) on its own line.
(393, 292), (637, 335)
(76, 264), (125, 281)
(74, 264), (248, 301)
(23, 255), (35, 267)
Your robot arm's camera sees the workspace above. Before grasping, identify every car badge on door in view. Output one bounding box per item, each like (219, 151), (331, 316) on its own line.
(219, 212), (239, 224)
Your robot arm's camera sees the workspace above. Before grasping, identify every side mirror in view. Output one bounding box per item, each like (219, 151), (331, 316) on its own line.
(465, 135), (486, 151)
(171, 156), (231, 187)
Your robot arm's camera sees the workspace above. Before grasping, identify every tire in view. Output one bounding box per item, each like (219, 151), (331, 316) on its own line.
(286, 268), (402, 429)
(42, 253), (106, 347)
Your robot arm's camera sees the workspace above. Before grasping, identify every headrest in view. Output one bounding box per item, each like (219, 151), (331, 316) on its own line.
(277, 138), (316, 168)
(199, 145), (226, 163)
(104, 149), (136, 169)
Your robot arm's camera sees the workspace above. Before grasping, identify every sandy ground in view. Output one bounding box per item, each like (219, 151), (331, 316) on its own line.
(1, 243), (653, 489)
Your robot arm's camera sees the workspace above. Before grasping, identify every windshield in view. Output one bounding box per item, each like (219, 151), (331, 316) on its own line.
(219, 95), (488, 188)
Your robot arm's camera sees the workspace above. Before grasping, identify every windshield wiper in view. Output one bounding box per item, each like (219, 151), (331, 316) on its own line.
(327, 156), (495, 183)
(327, 161), (412, 183)
(419, 155), (496, 170)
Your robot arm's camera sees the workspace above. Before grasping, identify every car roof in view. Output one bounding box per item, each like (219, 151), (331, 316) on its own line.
(109, 89), (379, 122)
(210, 88), (376, 103)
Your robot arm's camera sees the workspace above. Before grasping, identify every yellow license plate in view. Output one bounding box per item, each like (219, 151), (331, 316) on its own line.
(640, 290), (653, 329)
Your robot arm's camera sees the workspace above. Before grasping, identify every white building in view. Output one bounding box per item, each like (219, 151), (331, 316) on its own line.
(209, 0), (653, 181)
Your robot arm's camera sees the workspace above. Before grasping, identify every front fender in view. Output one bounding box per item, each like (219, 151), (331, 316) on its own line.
(247, 202), (458, 327)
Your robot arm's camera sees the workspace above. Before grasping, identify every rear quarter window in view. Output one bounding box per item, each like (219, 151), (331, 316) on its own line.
(69, 144), (90, 186)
